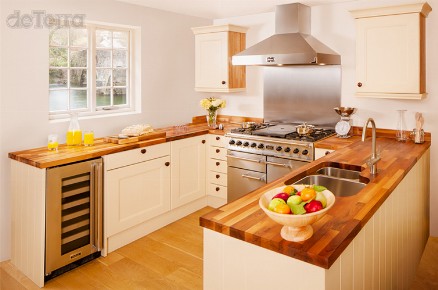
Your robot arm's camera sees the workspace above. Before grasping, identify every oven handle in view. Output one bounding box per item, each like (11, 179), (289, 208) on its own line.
(266, 160), (292, 168)
(226, 154), (265, 164)
(241, 174), (266, 182)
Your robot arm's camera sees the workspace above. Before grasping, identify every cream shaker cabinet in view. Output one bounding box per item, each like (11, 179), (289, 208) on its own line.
(170, 135), (207, 209)
(206, 134), (228, 207)
(351, 3), (431, 99)
(103, 143), (171, 241)
(192, 24), (247, 92)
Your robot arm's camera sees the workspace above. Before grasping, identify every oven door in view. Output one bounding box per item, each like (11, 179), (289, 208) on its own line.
(227, 150), (267, 202)
(266, 156), (309, 183)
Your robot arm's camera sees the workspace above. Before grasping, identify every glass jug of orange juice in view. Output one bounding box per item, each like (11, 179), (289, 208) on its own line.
(66, 113), (82, 145)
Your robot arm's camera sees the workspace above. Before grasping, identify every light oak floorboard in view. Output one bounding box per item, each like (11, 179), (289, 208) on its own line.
(2, 207), (437, 289)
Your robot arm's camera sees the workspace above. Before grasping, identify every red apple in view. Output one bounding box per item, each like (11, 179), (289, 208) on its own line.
(272, 192), (290, 202)
(304, 200), (323, 213)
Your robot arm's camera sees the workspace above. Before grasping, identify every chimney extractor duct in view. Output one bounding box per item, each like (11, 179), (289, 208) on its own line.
(232, 3), (341, 66)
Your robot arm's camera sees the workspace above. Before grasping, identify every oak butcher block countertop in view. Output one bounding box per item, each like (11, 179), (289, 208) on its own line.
(200, 136), (431, 269)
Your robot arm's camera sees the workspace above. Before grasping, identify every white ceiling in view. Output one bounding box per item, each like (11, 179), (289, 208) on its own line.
(114, 0), (353, 19)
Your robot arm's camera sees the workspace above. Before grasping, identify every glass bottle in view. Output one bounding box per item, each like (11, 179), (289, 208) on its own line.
(66, 113), (82, 145)
(396, 110), (407, 142)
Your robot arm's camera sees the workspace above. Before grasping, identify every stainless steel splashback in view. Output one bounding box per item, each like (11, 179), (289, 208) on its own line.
(263, 66), (341, 127)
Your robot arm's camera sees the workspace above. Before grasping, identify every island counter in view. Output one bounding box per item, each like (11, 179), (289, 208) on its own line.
(200, 135), (430, 290)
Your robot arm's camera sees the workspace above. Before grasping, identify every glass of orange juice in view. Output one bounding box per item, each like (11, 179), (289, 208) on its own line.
(48, 134), (58, 151)
(84, 131), (94, 146)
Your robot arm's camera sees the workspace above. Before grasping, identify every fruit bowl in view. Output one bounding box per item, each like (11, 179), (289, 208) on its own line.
(259, 184), (335, 242)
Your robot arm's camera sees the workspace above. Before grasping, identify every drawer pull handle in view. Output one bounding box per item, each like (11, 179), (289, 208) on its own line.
(216, 136), (220, 140)
(165, 162), (170, 166)
(141, 149), (147, 154)
(325, 151), (331, 155)
(221, 81), (226, 85)
(216, 162), (220, 166)
(216, 187), (220, 192)
(202, 140), (206, 144)
(357, 82), (363, 87)
(216, 174), (220, 179)
(216, 149), (220, 153)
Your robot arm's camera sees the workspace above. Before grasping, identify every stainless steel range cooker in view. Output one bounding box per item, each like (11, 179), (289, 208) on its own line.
(225, 123), (335, 202)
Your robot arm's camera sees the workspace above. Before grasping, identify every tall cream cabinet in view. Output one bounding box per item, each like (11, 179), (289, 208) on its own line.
(192, 24), (247, 92)
(351, 3), (431, 99)
(170, 135), (207, 209)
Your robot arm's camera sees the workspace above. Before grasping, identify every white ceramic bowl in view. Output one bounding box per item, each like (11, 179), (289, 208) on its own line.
(259, 184), (335, 242)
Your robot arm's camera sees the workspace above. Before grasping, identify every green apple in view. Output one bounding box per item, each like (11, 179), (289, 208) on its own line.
(315, 191), (327, 208)
(268, 198), (286, 211)
(287, 195), (302, 206)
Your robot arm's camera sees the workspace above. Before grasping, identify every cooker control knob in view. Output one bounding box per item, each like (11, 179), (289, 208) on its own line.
(251, 143), (257, 148)
(276, 146), (282, 152)
(266, 145), (274, 150)
(258, 144), (264, 149)
(284, 147), (291, 153)
(293, 148), (300, 154)
(229, 140), (235, 145)
(302, 149), (309, 155)
(236, 141), (242, 146)
(243, 142), (249, 147)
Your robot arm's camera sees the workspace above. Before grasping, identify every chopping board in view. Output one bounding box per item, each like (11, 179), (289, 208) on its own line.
(104, 131), (166, 144)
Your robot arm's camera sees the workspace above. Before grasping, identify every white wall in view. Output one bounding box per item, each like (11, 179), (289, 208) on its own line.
(0, 0), (211, 261)
(216, 0), (438, 236)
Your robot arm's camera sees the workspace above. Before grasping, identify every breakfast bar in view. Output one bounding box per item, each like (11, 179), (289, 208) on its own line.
(200, 134), (431, 289)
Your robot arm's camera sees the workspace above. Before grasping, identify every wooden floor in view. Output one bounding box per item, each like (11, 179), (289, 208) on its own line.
(1, 206), (437, 289)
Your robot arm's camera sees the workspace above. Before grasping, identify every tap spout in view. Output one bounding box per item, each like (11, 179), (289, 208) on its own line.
(362, 118), (380, 174)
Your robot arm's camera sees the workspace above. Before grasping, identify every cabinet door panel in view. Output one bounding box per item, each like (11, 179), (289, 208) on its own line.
(171, 136), (207, 209)
(106, 156), (170, 236)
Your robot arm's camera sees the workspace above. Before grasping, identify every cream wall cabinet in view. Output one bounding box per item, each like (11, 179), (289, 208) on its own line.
(206, 134), (228, 207)
(192, 24), (247, 92)
(170, 135), (207, 209)
(351, 3), (431, 99)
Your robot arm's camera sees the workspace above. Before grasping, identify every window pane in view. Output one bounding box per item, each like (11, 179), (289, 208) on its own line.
(113, 31), (128, 49)
(96, 50), (111, 67)
(49, 69), (68, 88)
(70, 90), (88, 109)
(113, 50), (127, 68)
(70, 69), (87, 88)
(70, 48), (87, 67)
(96, 69), (112, 87)
(96, 30), (112, 48)
(113, 69), (126, 86)
(70, 28), (88, 47)
(49, 28), (68, 46)
(113, 88), (127, 105)
(49, 90), (68, 111)
(49, 47), (68, 67)
(96, 88), (111, 106)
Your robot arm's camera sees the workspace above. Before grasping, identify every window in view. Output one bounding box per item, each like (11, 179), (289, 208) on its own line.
(49, 24), (135, 118)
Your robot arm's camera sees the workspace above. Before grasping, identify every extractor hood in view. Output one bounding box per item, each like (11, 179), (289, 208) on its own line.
(232, 3), (341, 66)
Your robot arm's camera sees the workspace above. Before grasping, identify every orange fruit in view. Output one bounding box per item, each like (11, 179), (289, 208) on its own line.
(273, 203), (291, 214)
(300, 187), (316, 201)
(282, 185), (296, 195)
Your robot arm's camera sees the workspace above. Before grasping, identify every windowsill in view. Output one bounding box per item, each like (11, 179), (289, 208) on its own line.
(49, 109), (140, 123)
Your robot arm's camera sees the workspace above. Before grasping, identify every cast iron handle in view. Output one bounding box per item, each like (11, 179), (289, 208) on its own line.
(165, 162), (170, 166)
(141, 149), (147, 154)
(357, 82), (363, 87)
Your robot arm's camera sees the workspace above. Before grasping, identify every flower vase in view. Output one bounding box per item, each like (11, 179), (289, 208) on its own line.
(206, 110), (218, 128)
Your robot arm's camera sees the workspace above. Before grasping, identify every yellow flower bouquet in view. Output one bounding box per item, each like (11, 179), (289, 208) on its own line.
(200, 97), (226, 128)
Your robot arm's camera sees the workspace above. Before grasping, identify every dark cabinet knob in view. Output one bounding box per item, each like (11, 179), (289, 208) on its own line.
(202, 140), (206, 144)
(216, 161), (220, 166)
(141, 149), (147, 154)
(216, 136), (220, 140)
(216, 174), (220, 179)
(357, 82), (363, 87)
(216, 149), (220, 153)
(165, 162), (170, 166)
(216, 187), (220, 192)
(325, 151), (331, 155)
(221, 81), (226, 85)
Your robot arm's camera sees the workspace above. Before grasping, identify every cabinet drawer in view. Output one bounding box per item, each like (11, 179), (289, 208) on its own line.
(207, 183), (227, 199)
(208, 146), (227, 160)
(208, 158), (227, 173)
(208, 134), (228, 147)
(104, 142), (171, 170)
(208, 171), (227, 187)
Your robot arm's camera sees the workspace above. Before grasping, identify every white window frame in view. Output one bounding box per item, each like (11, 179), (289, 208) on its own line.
(49, 22), (139, 120)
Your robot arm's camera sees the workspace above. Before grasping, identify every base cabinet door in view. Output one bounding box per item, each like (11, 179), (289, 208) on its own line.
(171, 135), (207, 209)
(105, 156), (171, 236)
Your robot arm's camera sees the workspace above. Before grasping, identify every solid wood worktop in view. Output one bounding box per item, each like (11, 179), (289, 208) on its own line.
(200, 137), (431, 269)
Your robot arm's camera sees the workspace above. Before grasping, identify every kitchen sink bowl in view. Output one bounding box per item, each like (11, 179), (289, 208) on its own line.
(315, 167), (361, 181)
(259, 184), (335, 242)
(293, 175), (366, 197)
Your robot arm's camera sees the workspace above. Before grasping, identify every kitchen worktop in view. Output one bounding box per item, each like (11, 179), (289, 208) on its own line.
(8, 115), (253, 169)
(200, 136), (431, 269)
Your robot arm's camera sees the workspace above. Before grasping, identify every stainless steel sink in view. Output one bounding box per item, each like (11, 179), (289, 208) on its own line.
(315, 167), (361, 181)
(292, 175), (366, 197)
